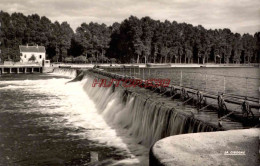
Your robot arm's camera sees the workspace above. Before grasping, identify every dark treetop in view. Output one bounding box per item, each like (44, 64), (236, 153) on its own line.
(0, 11), (259, 64)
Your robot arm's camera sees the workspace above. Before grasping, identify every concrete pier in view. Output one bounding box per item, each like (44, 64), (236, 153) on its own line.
(150, 129), (260, 166)
(42, 67), (54, 73)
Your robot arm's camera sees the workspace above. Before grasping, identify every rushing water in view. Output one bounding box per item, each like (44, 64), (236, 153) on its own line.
(0, 74), (148, 166)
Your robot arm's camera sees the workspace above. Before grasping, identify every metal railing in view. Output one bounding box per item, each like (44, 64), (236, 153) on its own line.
(105, 67), (260, 101)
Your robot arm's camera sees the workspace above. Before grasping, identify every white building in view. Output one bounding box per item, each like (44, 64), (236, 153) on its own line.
(19, 45), (46, 65)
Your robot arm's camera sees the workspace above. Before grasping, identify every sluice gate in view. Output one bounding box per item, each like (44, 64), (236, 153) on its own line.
(0, 66), (42, 74)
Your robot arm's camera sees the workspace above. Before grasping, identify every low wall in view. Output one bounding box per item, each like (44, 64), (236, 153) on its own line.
(43, 67), (54, 73)
(150, 129), (259, 166)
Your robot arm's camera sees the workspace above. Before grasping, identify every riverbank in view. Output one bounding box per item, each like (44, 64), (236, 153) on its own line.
(0, 63), (257, 75)
(50, 63), (259, 68)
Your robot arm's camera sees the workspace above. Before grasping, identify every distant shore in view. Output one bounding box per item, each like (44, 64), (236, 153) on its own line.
(1, 62), (258, 69)
(50, 63), (259, 68)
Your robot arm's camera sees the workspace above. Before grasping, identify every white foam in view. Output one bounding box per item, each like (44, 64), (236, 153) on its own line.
(0, 76), (148, 165)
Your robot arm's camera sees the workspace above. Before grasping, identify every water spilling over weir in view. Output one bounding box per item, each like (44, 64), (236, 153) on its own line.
(1, 67), (257, 165)
(53, 68), (77, 78)
(52, 68), (221, 148)
(84, 78), (218, 147)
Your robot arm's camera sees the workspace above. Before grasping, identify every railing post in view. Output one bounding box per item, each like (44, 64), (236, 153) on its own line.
(143, 68), (145, 80)
(223, 76), (226, 93)
(180, 70), (183, 86)
(245, 77), (248, 97)
(130, 67), (131, 77)
(205, 74), (207, 91)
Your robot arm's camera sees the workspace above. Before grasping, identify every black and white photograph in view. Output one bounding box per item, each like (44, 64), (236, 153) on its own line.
(0, 0), (259, 165)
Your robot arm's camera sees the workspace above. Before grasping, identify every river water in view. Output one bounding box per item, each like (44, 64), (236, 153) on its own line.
(0, 74), (148, 166)
(110, 67), (260, 99)
(0, 67), (259, 166)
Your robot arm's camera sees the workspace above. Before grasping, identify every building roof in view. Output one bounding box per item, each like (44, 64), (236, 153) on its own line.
(19, 45), (46, 53)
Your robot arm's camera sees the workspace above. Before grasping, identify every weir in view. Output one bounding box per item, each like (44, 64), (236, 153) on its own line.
(95, 67), (260, 126)
(52, 67), (77, 78)
(51, 67), (260, 166)
(52, 67), (224, 148)
(84, 76), (218, 147)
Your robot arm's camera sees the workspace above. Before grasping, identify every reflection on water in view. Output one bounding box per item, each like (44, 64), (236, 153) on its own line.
(0, 74), (148, 166)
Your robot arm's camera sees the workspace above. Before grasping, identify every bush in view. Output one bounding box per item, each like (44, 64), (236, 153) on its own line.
(74, 55), (87, 63)
(110, 58), (117, 64)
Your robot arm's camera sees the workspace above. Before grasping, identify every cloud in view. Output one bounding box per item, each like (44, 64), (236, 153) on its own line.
(0, 0), (259, 34)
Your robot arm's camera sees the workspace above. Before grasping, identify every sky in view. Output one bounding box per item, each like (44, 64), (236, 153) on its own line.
(0, 0), (259, 34)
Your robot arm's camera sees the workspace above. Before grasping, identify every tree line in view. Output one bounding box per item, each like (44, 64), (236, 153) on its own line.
(0, 11), (259, 64)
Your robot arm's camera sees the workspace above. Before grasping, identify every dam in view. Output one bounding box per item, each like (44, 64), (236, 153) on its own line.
(52, 67), (259, 165)
(0, 66), (259, 165)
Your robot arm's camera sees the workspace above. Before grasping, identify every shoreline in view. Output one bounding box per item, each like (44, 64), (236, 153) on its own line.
(49, 63), (259, 69)
(0, 63), (258, 70)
